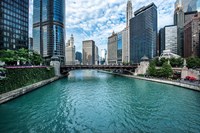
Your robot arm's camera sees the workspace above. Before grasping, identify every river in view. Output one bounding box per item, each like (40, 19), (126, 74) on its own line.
(0, 70), (200, 132)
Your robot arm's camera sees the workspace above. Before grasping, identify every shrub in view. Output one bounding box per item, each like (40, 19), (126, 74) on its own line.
(0, 67), (55, 94)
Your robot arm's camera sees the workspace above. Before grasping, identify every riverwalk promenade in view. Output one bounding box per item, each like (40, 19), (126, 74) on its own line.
(99, 71), (200, 92)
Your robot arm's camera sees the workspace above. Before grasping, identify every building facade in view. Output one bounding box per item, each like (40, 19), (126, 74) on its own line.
(174, 1), (184, 56)
(33, 0), (65, 63)
(100, 49), (107, 65)
(159, 28), (165, 55)
(82, 40), (95, 65)
(126, 0), (133, 62)
(165, 25), (178, 54)
(75, 51), (82, 64)
(122, 28), (129, 63)
(95, 45), (99, 65)
(0, 0), (29, 50)
(184, 12), (200, 58)
(65, 34), (75, 65)
(117, 32), (122, 64)
(130, 3), (157, 63)
(126, 0), (133, 27)
(184, 11), (198, 23)
(107, 32), (118, 65)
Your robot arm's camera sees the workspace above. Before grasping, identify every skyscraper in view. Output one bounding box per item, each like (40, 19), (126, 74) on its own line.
(65, 34), (75, 65)
(183, 0), (197, 12)
(0, 0), (29, 50)
(184, 12), (200, 58)
(126, 0), (133, 27)
(82, 40), (95, 65)
(33, 0), (65, 63)
(100, 49), (107, 65)
(162, 25), (178, 54)
(125, 0), (133, 63)
(107, 32), (117, 65)
(130, 3), (157, 63)
(122, 28), (128, 63)
(174, 1), (184, 56)
(75, 51), (82, 64)
(117, 32), (122, 64)
(95, 45), (99, 65)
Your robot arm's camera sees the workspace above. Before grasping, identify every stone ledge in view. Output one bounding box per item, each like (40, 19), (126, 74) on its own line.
(0, 76), (60, 104)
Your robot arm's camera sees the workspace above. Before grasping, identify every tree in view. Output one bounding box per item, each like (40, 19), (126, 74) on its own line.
(147, 61), (157, 76)
(160, 62), (173, 78)
(169, 57), (183, 67)
(186, 57), (200, 68)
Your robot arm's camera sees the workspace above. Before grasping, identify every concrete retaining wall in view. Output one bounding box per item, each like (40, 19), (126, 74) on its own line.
(0, 76), (61, 104)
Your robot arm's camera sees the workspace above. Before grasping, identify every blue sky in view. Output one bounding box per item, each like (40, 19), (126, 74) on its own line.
(29, 0), (177, 52)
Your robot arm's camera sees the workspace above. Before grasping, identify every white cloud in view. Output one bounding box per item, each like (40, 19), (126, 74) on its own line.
(29, 0), (177, 52)
(65, 0), (176, 52)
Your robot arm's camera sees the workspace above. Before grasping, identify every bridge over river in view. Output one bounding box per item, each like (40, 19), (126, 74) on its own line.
(60, 65), (138, 74)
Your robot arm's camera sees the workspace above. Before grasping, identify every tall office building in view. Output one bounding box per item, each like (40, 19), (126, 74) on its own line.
(75, 51), (82, 64)
(95, 45), (99, 65)
(100, 49), (107, 65)
(107, 32), (118, 64)
(159, 28), (165, 55)
(122, 28), (128, 63)
(175, 0), (198, 12)
(33, 0), (65, 63)
(160, 25), (178, 55)
(65, 34), (75, 65)
(185, 11), (198, 23)
(125, 0), (133, 62)
(184, 12), (200, 58)
(82, 40), (95, 65)
(174, 1), (184, 56)
(0, 0), (29, 50)
(130, 3), (157, 63)
(126, 0), (133, 27)
(117, 32), (122, 64)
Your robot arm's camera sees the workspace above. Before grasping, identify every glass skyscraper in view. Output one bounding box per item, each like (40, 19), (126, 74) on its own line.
(33, 0), (65, 63)
(117, 32), (122, 64)
(0, 0), (29, 50)
(130, 3), (157, 63)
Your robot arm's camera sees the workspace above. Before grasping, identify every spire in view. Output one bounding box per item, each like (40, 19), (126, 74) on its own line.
(126, 0), (133, 27)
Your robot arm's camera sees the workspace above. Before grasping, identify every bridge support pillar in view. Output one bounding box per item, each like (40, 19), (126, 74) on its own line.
(50, 57), (61, 76)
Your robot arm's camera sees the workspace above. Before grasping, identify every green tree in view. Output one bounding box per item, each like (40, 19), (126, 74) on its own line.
(147, 61), (157, 76)
(160, 62), (173, 78)
(186, 57), (200, 68)
(169, 57), (183, 67)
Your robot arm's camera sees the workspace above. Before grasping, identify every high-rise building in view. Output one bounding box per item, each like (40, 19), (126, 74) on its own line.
(29, 37), (33, 51)
(126, 0), (133, 27)
(174, 1), (184, 56)
(184, 12), (200, 58)
(65, 34), (75, 65)
(175, 0), (198, 12)
(0, 0), (29, 50)
(75, 51), (82, 64)
(117, 32), (122, 64)
(95, 45), (99, 65)
(107, 32), (118, 65)
(164, 25), (178, 54)
(130, 3), (157, 63)
(33, 0), (65, 63)
(122, 28), (128, 63)
(82, 40), (95, 65)
(185, 11), (198, 23)
(125, 0), (133, 63)
(159, 28), (165, 55)
(100, 49), (107, 65)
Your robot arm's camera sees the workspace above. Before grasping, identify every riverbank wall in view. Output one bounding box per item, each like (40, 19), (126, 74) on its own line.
(0, 76), (63, 104)
(99, 70), (200, 92)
